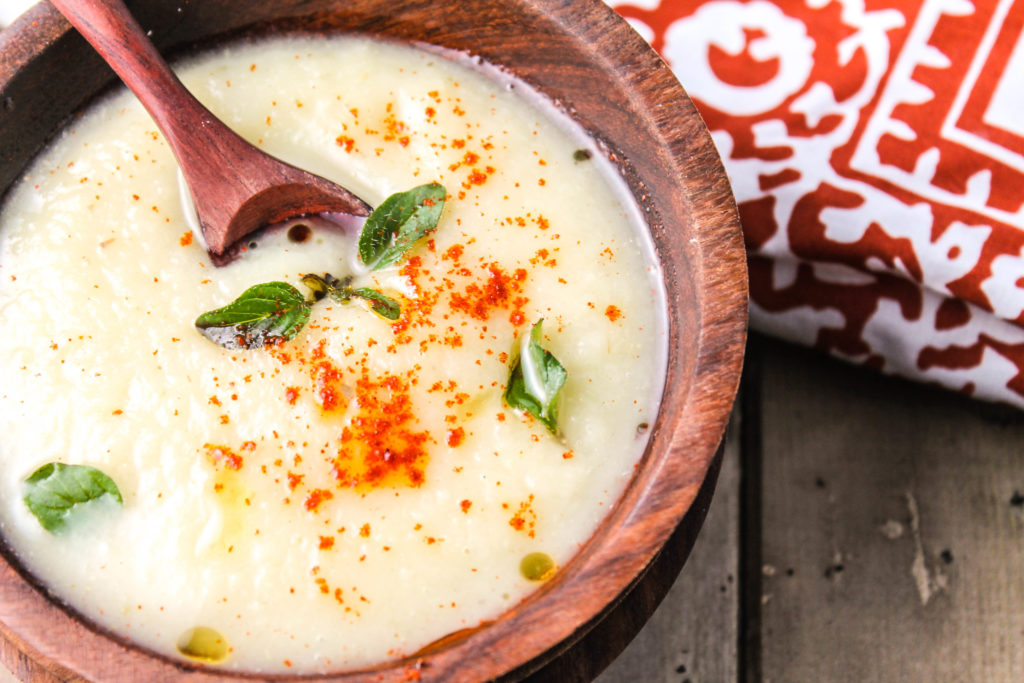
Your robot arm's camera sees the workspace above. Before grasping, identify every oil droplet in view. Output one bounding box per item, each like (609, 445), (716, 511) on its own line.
(520, 552), (556, 582)
(177, 626), (230, 663)
(288, 223), (312, 243)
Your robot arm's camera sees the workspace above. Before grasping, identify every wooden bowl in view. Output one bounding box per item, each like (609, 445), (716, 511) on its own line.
(0, 0), (747, 680)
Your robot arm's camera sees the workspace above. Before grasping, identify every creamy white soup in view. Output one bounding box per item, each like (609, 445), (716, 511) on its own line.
(0, 36), (665, 672)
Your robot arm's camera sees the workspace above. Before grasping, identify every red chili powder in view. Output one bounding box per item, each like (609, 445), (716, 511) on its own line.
(335, 135), (355, 152)
(204, 443), (243, 471)
(446, 427), (465, 447)
(448, 263), (528, 323)
(304, 488), (333, 512)
(331, 370), (430, 490)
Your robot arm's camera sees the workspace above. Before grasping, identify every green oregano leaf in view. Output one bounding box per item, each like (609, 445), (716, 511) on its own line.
(504, 320), (567, 434)
(346, 287), (401, 321)
(195, 181), (438, 351)
(304, 273), (402, 321)
(24, 463), (123, 533)
(195, 281), (311, 349)
(359, 182), (446, 270)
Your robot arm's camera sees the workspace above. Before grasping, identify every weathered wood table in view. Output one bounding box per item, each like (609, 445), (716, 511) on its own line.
(585, 333), (1024, 682)
(4, 333), (1022, 681)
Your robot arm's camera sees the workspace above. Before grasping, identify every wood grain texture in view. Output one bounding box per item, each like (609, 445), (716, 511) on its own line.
(756, 335), (1024, 682)
(526, 438), (728, 683)
(0, 1), (747, 681)
(595, 407), (739, 683)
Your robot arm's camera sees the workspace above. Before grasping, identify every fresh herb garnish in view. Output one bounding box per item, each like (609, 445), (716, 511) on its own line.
(358, 182), (446, 270)
(24, 463), (123, 533)
(504, 320), (567, 435)
(345, 287), (401, 321)
(196, 184), (441, 348)
(302, 273), (401, 321)
(195, 282), (311, 350)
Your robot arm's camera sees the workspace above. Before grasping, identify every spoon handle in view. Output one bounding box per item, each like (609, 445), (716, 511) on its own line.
(47, 0), (370, 256)
(48, 0), (233, 173)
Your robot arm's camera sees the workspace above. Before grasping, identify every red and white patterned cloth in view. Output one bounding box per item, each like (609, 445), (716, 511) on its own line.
(609, 0), (1024, 408)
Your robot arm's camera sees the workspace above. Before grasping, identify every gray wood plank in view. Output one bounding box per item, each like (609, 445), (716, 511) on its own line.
(596, 406), (739, 683)
(757, 336), (1024, 682)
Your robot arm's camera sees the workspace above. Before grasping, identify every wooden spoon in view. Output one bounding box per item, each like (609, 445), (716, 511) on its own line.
(48, 0), (371, 259)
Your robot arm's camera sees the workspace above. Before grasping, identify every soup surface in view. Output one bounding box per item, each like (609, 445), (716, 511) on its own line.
(0, 36), (665, 672)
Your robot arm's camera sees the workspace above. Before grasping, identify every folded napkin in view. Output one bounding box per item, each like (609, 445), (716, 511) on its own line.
(609, 0), (1024, 408)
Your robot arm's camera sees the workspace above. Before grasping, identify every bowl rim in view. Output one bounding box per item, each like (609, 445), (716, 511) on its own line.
(0, 1), (748, 680)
